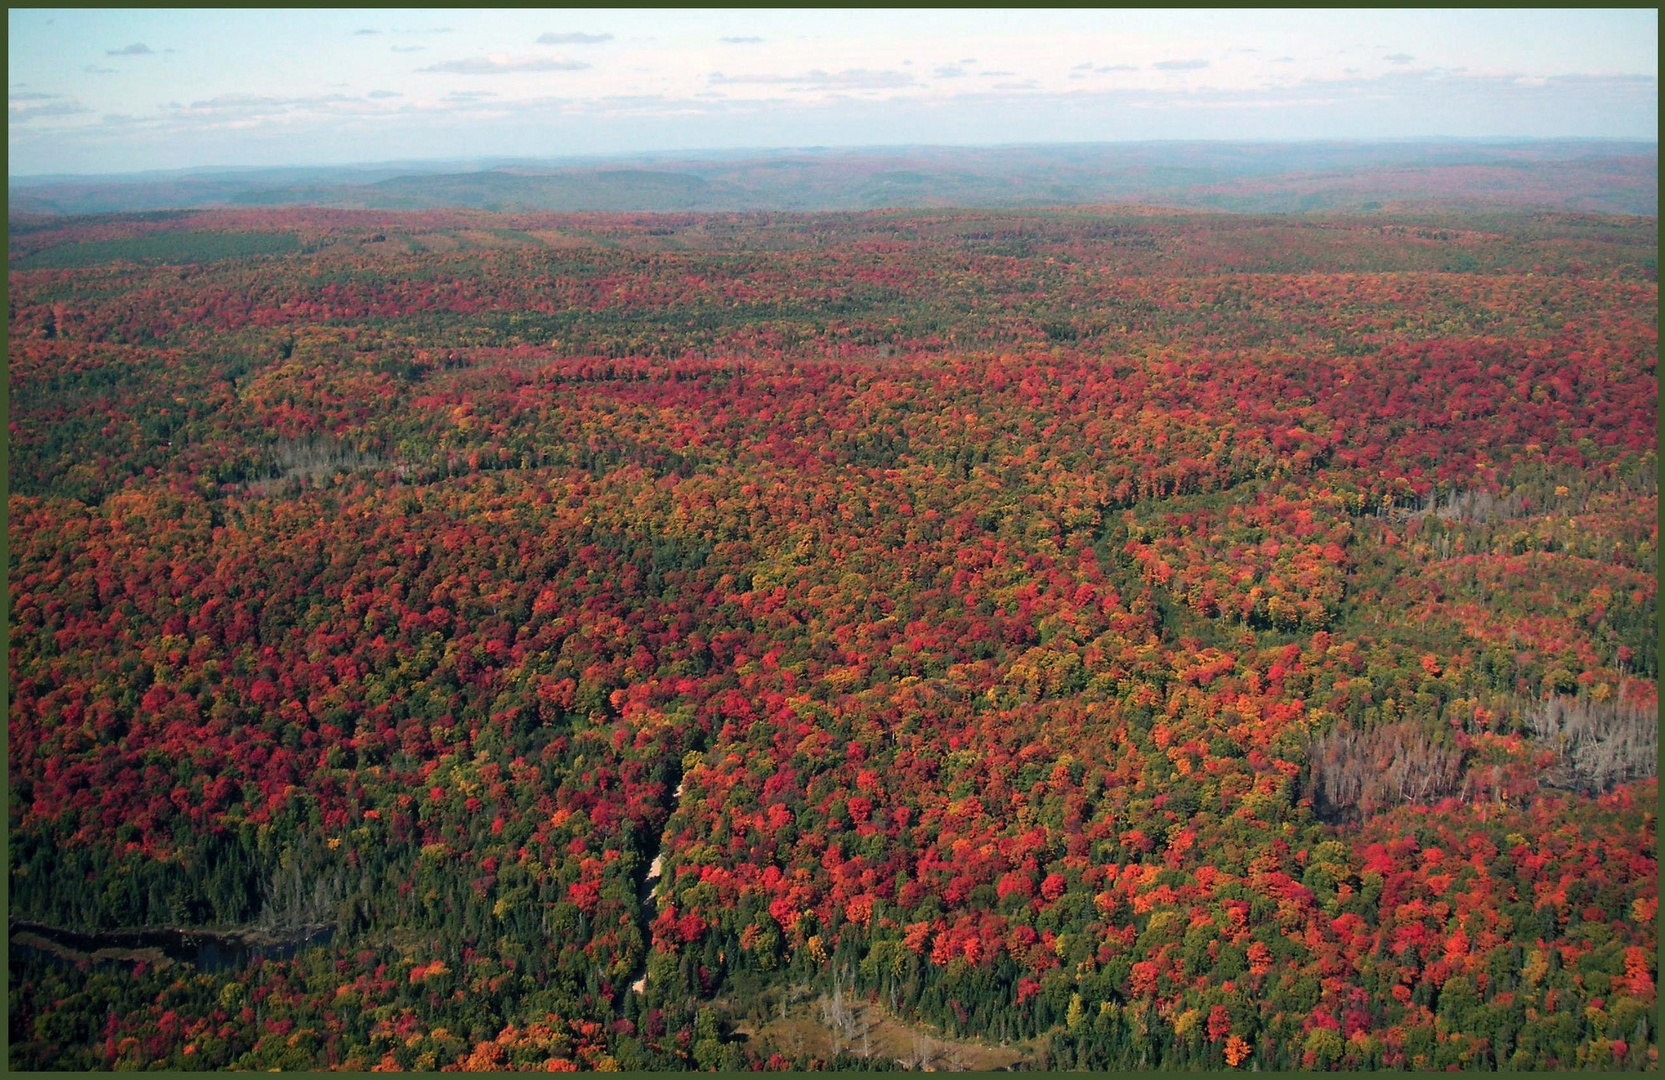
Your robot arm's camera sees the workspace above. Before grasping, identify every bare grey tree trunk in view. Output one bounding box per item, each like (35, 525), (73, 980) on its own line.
(1529, 695), (1658, 791)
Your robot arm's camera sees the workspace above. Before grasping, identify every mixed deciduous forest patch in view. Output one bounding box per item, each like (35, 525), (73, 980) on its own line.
(8, 205), (1656, 1071)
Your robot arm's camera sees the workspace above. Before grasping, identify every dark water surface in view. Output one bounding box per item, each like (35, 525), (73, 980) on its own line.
(11, 920), (333, 974)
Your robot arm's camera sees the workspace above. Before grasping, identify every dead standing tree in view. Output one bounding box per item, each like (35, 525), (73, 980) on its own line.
(1305, 720), (1463, 822)
(900, 1032), (938, 1071)
(818, 977), (871, 1058)
(1528, 695), (1658, 792)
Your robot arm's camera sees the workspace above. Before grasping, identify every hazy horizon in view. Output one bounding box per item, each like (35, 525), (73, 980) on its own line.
(12, 134), (1660, 186)
(9, 138), (1656, 218)
(9, 9), (1658, 177)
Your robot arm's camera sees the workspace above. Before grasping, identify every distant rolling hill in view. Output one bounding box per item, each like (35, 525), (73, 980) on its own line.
(8, 140), (1658, 217)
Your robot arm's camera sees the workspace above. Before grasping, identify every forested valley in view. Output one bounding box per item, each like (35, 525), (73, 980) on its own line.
(8, 205), (1657, 1070)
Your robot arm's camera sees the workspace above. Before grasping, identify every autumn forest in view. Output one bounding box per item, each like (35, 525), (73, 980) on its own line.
(7, 203), (1658, 1071)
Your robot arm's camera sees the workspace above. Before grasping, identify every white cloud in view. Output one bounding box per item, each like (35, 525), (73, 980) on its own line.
(421, 55), (591, 74)
(537, 32), (612, 45)
(708, 68), (915, 90)
(9, 98), (92, 122)
(186, 94), (291, 109)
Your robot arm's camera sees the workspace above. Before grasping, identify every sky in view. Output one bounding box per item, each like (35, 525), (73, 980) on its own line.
(8, 8), (1659, 177)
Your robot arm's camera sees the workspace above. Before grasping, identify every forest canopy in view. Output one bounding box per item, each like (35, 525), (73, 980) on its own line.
(8, 205), (1658, 1072)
